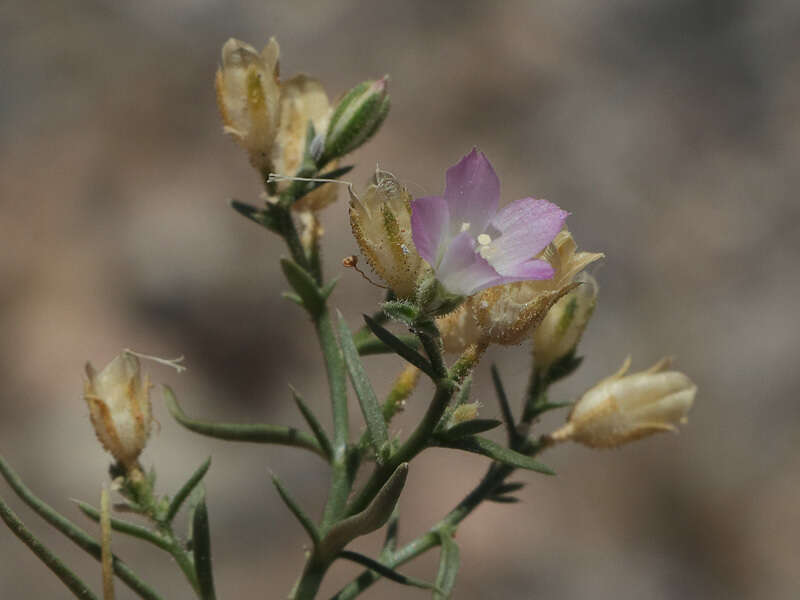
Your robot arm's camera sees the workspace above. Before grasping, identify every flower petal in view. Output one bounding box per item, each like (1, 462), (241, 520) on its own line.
(486, 198), (568, 275)
(436, 231), (504, 296)
(494, 258), (554, 280)
(443, 148), (500, 236)
(411, 195), (450, 267)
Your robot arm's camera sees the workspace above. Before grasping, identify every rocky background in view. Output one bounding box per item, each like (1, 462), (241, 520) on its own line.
(1, 1), (798, 598)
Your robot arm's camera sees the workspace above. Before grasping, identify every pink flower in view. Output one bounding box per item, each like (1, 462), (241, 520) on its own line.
(411, 149), (568, 297)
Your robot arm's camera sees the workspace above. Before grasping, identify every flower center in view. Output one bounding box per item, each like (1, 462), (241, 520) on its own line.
(477, 233), (494, 260)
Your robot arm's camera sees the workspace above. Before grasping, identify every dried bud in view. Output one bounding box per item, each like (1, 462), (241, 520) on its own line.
(272, 74), (339, 211)
(323, 77), (390, 162)
(349, 169), (427, 298)
(549, 357), (696, 448)
(438, 230), (603, 353)
(533, 273), (598, 371)
(215, 38), (281, 173)
(84, 353), (153, 469)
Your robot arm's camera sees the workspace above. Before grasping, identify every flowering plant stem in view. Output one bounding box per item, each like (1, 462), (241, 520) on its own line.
(332, 376), (551, 599)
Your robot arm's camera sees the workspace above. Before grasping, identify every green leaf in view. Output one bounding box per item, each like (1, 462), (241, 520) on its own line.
(492, 481), (525, 496)
(0, 456), (164, 600)
(434, 436), (555, 475)
(229, 199), (279, 233)
(163, 386), (327, 459)
(363, 315), (434, 378)
(0, 494), (99, 600)
(545, 352), (584, 384)
(487, 495), (520, 504)
(271, 474), (321, 547)
(439, 419), (503, 441)
(74, 501), (171, 553)
(338, 550), (435, 591)
(191, 491), (217, 600)
(290, 386), (333, 461)
(321, 463), (408, 558)
(490, 364), (517, 445)
(433, 532), (460, 600)
(354, 333), (421, 357)
(380, 510), (399, 555)
(166, 457), (212, 524)
(338, 312), (389, 456)
(281, 258), (326, 316)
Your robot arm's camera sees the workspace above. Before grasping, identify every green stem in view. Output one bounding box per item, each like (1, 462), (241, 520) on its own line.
(0, 494), (99, 600)
(291, 552), (331, 600)
(0, 457), (164, 600)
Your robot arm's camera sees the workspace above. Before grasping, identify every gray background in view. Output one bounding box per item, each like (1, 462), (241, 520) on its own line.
(1, 1), (798, 598)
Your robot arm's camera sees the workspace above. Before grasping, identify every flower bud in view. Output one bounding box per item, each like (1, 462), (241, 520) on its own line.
(272, 74), (339, 212)
(449, 402), (481, 426)
(323, 77), (390, 162)
(549, 357), (696, 448)
(438, 230), (603, 353)
(84, 353), (153, 469)
(349, 168), (427, 298)
(533, 273), (598, 371)
(215, 37), (281, 173)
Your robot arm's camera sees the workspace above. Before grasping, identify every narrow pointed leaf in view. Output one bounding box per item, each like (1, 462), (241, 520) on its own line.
(440, 419), (503, 441)
(75, 502), (171, 553)
(492, 482), (525, 496)
(0, 494), (99, 600)
(487, 495), (521, 504)
(100, 488), (114, 600)
(433, 533), (460, 600)
(354, 334), (420, 357)
(163, 386), (326, 459)
(290, 386), (333, 461)
(338, 550), (435, 591)
(271, 475), (320, 547)
(191, 491), (216, 600)
(166, 457), (212, 523)
(321, 463), (408, 557)
(363, 315), (434, 378)
(545, 352), (584, 383)
(281, 258), (326, 316)
(338, 312), (389, 454)
(490, 364), (517, 445)
(0, 457), (163, 600)
(381, 510), (399, 555)
(434, 436), (555, 475)
(229, 199), (279, 233)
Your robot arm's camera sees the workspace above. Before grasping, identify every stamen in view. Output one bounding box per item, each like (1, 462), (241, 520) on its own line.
(477, 233), (492, 245)
(123, 349), (186, 373)
(342, 256), (389, 289)
(460, 222), (471, 232)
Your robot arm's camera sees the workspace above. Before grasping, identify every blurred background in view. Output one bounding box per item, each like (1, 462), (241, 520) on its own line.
(2, 0), (799, 598)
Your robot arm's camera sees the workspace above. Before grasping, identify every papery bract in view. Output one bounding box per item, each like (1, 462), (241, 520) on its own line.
(411, 149), (568, 297)
(549, 357), (696, 448)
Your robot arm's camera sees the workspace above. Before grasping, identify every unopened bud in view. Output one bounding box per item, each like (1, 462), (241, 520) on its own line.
(549, 357), (696, 448)
(449, 402), (480, 426)
(84, 352), (153, 470)
(323, 76), (390, 162)
(215, 38), (281, 173)
(349, 168), (426, 298)
(533, 273), (597, 371)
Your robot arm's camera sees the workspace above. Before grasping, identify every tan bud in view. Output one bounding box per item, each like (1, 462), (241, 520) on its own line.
(349, 169), (427, 298)
(215, 37), (281, 173)
(272, 74), (339, 212)
(438, 229), (603, 353)
(549, 357), (696, 448)
(533, 273), (598, 370)
(449, 402), (481, 426)
(84, 353), (153, 469)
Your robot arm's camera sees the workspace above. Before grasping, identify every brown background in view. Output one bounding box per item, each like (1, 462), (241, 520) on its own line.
(2, 1), (799, 598)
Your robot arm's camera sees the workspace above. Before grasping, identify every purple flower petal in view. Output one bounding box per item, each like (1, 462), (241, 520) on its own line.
(436, 231), (503, 296)
(485, 198), (568, 275)
(492, 258), (554, 280)
(411, 195), (450, 266)
(443, 149), (500, 237)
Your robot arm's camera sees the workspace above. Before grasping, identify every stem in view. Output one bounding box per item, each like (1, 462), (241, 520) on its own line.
(292, 553), (331, 600)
